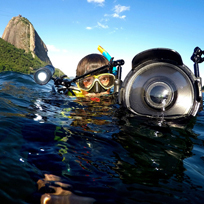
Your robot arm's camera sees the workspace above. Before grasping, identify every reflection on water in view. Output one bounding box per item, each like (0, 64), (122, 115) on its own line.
(0, 71), (204, 204)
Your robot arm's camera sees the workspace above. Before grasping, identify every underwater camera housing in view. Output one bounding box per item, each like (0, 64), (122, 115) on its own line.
(119, 48), (203, 120)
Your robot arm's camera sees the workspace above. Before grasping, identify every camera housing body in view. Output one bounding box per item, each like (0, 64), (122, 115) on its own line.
(119, 48), (202, 120)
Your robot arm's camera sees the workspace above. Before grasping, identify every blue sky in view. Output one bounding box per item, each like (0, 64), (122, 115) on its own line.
(1, 0), (204, 80)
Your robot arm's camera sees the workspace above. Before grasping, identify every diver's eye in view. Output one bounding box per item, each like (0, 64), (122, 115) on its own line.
(83, 77), (94, 88)
(99, 76), (110, 86)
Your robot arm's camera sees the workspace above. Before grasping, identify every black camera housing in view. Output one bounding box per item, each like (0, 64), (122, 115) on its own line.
(119, 48), (202, 120)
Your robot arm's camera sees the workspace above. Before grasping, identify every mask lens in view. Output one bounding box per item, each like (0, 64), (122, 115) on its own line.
(78, 73), (115, 91)
(78, 76), (95, 91)
(98, 74), (114, 89)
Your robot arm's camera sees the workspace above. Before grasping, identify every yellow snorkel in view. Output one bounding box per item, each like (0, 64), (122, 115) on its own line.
(98, 45), (112, 61)
(97, 45), (117, 75)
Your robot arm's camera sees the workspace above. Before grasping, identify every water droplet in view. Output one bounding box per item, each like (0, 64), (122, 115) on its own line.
(19, 158), (24, 162)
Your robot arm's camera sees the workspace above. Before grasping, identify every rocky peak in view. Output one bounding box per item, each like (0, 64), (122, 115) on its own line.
(2, 15), (52, 65)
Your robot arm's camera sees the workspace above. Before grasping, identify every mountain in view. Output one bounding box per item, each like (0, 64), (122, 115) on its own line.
(2, 15), (52, 65)
(1, 16), (65, 76)
(0, 38), (64, 77)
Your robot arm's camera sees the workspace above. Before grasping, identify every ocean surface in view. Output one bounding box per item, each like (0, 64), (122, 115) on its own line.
(0, 71), (204, 204)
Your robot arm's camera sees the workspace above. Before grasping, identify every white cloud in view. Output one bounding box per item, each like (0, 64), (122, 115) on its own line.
(86, 22), (108, 30)
(87, 0), (105, 6)
(112, 13), (126, 19)
(112, 13), (119, 18)
(113, 4), (130, 14)
(87, 0), (104, 2)
(97, 22), (108, 29)
(104, 4), (130, 19)
(120, 15), (126, 19)
(106, 4), (130, 19)
(47, 45), (60, 52)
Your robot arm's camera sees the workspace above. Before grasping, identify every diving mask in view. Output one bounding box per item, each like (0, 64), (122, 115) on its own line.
(77, 73), (115, 92)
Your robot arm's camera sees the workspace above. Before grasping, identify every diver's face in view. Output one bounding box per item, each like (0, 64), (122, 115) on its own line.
(78, 73), (114, 97)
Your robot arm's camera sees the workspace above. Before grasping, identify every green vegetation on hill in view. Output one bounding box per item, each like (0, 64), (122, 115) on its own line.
(54, 68), (66, 77)
(0, 38), (65, 77)
(0, 37), (46, 74)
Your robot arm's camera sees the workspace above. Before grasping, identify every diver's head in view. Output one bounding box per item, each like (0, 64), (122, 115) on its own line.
(76, 54), (114, 96)
(76, 54), (109, 76)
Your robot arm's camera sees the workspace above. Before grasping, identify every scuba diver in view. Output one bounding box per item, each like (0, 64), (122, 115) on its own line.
(34, 46), (123, 98)
(61, 53), (118, 132)
(35, 53), (118, 204)
(74, 53), (115, 97)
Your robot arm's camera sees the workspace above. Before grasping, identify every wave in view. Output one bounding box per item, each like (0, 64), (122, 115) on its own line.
(0, 71), (204, 204)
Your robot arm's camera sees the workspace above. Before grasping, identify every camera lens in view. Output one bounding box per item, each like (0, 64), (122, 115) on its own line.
(150, 86), (168, 103)
(145, 81), (174, 109)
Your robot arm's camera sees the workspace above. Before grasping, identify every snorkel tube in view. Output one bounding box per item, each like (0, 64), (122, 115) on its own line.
(97, 45), (123, 94)
(98, 46), (117, 75)
(98, 45), (112, 61)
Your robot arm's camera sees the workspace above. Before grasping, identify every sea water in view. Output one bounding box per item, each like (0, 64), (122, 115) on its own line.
(0, 71), (204, 204)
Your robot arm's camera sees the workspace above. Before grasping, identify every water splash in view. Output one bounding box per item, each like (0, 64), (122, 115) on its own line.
(158, 98), (167, 126)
